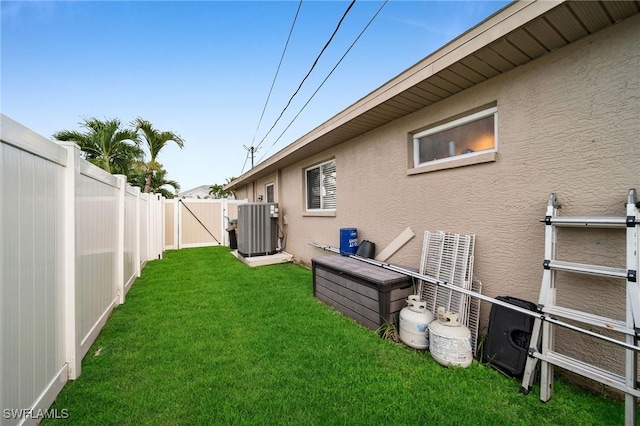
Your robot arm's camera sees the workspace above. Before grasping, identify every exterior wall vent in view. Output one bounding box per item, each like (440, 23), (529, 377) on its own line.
(237, 203), (278, 257)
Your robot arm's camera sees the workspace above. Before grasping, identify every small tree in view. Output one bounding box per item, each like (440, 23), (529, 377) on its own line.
(130, 165), (180, 199)
(133, 118), (185, 193)
(209, 176), (236, 199)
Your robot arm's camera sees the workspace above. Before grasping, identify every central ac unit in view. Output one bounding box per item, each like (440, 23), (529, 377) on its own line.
(237, 203), (278, 257)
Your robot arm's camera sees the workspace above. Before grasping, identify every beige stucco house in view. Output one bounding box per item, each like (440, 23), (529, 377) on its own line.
(227, 0), (639, 393)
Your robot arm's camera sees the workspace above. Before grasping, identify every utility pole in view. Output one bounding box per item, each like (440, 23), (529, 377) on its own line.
(242, 145), (259, 168)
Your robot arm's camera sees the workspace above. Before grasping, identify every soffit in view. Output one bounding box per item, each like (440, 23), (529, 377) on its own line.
(227, 0), (639, 190)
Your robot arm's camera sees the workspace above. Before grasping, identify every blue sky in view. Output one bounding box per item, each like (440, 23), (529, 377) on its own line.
(1, 0), (509, 192)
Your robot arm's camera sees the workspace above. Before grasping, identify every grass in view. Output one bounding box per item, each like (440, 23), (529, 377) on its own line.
(45, 247), (623, 425)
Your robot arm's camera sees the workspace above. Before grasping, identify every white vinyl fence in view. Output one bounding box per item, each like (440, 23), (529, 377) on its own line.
(0, 115), (164, 426)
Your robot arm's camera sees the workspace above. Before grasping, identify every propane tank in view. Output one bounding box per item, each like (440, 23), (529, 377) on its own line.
(429, 307), (473, 368)
(399, 295), (434, 350)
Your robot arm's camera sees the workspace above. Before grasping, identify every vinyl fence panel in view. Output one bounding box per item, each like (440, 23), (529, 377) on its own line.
(1, 117), (67, 426)
(75, 162), (120, 359)
(124, 186), (140, 292)
(148, 194), (164, 260)
(138, 193), (147, 263)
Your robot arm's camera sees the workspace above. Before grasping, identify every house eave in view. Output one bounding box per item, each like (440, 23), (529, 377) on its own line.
(226, 0), (639, 191)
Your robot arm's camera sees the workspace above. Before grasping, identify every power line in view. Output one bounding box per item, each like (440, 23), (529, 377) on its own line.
(257, 0), (388, 164)
(254, 0), (356, 152)
(240, 147), (250, 175)
(248, 0), (303, 150)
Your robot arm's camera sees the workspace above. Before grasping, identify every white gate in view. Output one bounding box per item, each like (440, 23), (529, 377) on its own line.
(164, 198), (246, 250)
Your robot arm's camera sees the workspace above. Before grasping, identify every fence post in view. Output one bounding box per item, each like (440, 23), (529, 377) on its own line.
(172, 200), (180, 250)
(158, 195), (164, 259)
(173, 199), (179, 250)
(222, 198), (229, 246)
(60, 142), (81, 380)
(114, 175), (126, 305)
(148, 193), (159, 260)
(147, 193), (152, 262)
(142, 192), (150, 263)
(177, 198), (182, 250)
(150, 194), (157, 259)
(135, 186), (141, 278)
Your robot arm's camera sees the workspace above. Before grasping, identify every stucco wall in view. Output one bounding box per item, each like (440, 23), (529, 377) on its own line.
(255, 173), (277, 202)
(238, 15), (639, 384)
(234, 174), (277, 203)
(234, 185), (250, 202)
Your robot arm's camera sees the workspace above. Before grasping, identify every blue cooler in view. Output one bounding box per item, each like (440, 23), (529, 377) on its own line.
(339, 228), (358, 256)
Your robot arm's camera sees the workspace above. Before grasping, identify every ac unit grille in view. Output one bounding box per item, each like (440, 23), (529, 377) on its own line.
(237, 203), (278, 257)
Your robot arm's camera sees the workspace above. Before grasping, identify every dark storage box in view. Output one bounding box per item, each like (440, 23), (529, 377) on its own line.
(312, 255), (413, 330)
(483, 296), (537, 377)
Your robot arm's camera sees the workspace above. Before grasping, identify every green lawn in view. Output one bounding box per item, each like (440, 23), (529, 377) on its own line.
(45, 247), (623, 425)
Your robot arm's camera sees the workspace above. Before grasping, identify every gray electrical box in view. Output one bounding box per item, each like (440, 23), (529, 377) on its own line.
(237, 203), (278, 257)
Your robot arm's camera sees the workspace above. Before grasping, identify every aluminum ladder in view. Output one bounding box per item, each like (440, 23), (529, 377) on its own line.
(520, 189), (640, 426)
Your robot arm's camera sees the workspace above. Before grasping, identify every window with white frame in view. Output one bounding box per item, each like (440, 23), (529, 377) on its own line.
(265, 183), (274, 203)
(306, 160), (336, 211)
(413, 107), (497, 168)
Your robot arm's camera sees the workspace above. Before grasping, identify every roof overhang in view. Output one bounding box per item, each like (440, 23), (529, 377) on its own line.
(226, 0), (639, 191)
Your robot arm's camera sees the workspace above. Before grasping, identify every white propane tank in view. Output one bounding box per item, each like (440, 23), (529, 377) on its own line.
(429, 307), (473, 368)
(399, 295), (434, 350)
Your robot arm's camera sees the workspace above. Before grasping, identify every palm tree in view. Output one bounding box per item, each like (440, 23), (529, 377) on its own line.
(208, 183), (225, 199)
(133, 118), (185, 193)
(209, 176), (237, 199)
(130, 166), (180, 199)
(53, 117), (142, 176)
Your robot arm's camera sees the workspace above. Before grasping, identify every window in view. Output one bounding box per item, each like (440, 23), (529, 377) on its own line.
(306, 160), (336, 211)
(265, 183), (274, 203)
(413, 107), (497, 169)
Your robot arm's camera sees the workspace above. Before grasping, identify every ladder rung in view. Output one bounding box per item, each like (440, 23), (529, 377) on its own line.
(533, 351), (640, 398)
(548, 260), (627, 278)
(543, 216), (629, 228)
(543, 305), (634, 335)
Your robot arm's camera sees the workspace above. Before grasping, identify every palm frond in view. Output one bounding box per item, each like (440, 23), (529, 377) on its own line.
(53, 117), (140, 178)
(133, 117), (185, 162)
